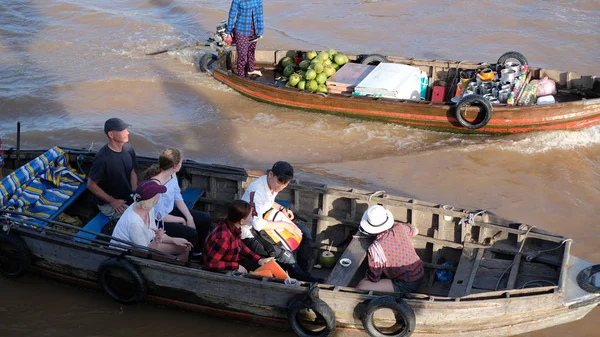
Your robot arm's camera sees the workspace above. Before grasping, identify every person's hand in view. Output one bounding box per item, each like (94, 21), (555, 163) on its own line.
(258, 257), (274, 266)
(109, 198), (127, 213)
(285, 222), (302, 237)
(237, 265), (248, 273)
(172, 237), (193, 251)
(186, 217), (195, 228)
(284, 208), (295, 221)
(151, 228), (166, 243)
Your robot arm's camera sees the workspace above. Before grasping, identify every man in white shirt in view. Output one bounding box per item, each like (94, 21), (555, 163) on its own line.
(241, 161), (320, 282)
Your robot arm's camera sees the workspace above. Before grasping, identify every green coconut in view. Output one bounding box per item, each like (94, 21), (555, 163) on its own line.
(319, 251), (336, 269)
(299, 60), (310, 71)
(305, 69), (317, 80)
(318, 84), (328, 93)
(313, 63), (324, 74)
(281, 57), (294, 68)
(297, 80), (306, 90)
(283, 64), (295, 77)
(288, 73), (301, 87)
(306, 51), (318, 60)
(323, 65), (336, 77)
(318, 51), (330, 62)
(334, 53), (348, 66)
(316, 72), (327, 84)
(306, 79), (319, 91)
(328, 49), (337, 59)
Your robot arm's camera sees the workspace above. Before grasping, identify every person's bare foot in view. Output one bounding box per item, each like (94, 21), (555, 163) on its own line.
(247, 70), (262, 77)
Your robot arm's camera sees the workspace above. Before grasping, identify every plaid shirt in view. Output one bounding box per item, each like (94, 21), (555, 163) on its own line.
(226, 0), (264, 37)
(203, 220), (261, 271)
(366, 223), (424, 283)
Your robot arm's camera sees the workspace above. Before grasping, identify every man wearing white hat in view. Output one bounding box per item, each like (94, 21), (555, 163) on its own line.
(356, 205), (424, 294)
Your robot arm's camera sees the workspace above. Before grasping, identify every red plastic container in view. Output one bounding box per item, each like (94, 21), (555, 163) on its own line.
(431, 86), (446, 103)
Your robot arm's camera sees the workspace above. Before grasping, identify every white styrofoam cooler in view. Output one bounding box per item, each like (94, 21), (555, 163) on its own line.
(354, 63), (422, 100)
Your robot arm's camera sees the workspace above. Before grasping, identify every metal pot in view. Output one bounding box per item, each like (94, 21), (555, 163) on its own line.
(501, 69), (516, 83)
(504, 62), (521, 74)
(498, 89), (510, 103)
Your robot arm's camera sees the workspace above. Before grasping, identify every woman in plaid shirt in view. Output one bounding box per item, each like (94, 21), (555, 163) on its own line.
(203, 200), (273, 272)
(225, 0), (264, 78)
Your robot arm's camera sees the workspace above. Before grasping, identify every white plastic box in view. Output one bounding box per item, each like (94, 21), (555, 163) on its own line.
(354, 63), (422, 100)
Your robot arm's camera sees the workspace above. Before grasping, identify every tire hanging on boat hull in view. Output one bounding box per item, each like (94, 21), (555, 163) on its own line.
(454, 94), (493, 129)
(287, 284), (336, 337)
(360, 296), (416, 337)
(0, 231), (31, 278)
(98, 257), (146, 304)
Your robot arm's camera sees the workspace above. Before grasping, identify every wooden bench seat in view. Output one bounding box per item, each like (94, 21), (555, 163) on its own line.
(324, 234), (374, 286)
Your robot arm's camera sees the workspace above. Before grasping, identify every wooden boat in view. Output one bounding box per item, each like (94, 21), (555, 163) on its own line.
(1, 147), (598, 337)
(206, 49), (600, 135)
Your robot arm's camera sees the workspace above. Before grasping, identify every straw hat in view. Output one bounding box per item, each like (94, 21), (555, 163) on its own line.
(360, 205), (394, 234)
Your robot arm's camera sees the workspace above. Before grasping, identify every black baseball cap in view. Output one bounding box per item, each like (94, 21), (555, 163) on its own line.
(271, 161), (294, 182)
(104, 118), (131, 133)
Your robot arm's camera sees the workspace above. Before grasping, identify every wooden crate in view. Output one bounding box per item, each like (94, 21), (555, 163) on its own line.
(326, 63), (375, 94)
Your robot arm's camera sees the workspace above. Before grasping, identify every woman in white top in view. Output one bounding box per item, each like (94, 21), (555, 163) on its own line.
(111, 180), (193, 261)
(143, 148), (212, 255)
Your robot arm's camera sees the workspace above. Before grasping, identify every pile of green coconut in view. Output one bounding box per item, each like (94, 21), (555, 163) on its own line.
(279, 49), (349, 93)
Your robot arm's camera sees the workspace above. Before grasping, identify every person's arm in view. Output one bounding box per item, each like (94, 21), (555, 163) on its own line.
(240, 240), (261, 262)
(272, 201), (294, 220)
(162, 213), (186, 224)
(174, 199), (194, 226)
(256, 1), (264, 36)
(204, 231), (239, 270)
(87, 178), (127, 213)
(365, 248), (383, 282)
(226, 0), (241, 34)
(130, 170), (138, 191)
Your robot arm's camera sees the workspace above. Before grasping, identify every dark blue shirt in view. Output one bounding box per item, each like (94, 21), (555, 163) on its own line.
(88, 143), (137, 205)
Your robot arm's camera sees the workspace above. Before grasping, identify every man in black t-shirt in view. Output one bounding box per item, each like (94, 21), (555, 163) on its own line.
(88, 118), (138, 218)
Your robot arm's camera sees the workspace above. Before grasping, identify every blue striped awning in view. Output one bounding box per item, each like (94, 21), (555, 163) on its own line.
(0, 147), (85, 225)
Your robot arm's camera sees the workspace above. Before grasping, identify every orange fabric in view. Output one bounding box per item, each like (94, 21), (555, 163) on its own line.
(250, 269), (274, 277)
(254, 260), (288, 279)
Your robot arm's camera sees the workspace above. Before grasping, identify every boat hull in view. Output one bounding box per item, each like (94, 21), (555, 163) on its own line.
(212, 50), (600, 135)
(10, 227), (598, 337)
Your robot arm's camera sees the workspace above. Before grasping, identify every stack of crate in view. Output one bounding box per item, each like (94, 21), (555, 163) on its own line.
(326, 63), (375, 94)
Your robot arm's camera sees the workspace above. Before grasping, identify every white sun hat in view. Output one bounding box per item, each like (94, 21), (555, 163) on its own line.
(360, 205), (394, 234)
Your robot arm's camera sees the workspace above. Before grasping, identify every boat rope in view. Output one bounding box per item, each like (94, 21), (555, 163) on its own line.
(520, 279), (556, 288)
(493, 227), (572, 291)
(494, 225), (536, 291)
(368, 190), (386, 202)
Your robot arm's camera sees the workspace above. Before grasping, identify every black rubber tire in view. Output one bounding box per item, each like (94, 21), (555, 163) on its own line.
(454, 94), (493, 129)
(288, 293), (336, 337)
(98, 257), (146, 304)
(577, 264), (600, 294)
(0, 231), (31, 278)
(199, 53), (216, 73)
(361, 296), (416, 337)
(497, 51), (528, 66)
(361, 54), (388, 66)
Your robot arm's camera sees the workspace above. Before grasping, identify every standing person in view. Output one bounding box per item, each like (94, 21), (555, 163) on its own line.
(142, 148), (212, 255)
(225, 0), (264, 78)
(241, 161), (321, 282)
(356, 205), (424, 295)
(110, 180), (192, 261)
(204, 200), (273, 273)
(87, 118), (137, 219)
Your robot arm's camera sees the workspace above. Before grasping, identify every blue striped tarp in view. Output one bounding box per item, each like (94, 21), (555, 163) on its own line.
(0, 147), (85, 225)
